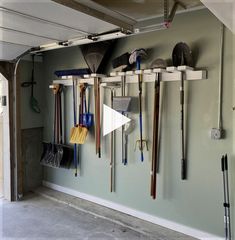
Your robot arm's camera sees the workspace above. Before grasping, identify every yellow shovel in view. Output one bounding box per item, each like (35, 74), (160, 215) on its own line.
(70, 83), (88, 144)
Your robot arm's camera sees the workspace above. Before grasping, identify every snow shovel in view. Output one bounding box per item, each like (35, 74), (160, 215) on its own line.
(41, 84), (73, 168)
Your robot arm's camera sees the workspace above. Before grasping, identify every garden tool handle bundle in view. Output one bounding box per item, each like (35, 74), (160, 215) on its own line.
(221, 154), (231, 240)
(151, 72), (160, 199)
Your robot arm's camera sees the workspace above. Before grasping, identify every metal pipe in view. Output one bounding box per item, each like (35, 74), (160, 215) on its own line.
(218, 23), (224, 129)
(13, 48), (33, 200)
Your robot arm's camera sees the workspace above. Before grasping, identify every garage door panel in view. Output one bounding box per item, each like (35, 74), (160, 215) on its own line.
(1, 0), (117, 34)
(0, 10), (85, 42)
(0, 28), (56, 47)
(0, 42), (30, 60)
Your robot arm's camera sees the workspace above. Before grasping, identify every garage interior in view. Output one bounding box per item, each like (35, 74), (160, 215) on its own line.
(0, 0), (235, 239)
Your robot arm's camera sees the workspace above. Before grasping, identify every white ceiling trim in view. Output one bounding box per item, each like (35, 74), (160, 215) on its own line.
(200, 0), (235, 33)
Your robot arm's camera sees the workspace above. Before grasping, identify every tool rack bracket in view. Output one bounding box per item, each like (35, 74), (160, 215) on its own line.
(51, 66), (207, 87)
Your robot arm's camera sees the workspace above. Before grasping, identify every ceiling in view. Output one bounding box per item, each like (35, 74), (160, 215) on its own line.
(0, 0), (234, 62)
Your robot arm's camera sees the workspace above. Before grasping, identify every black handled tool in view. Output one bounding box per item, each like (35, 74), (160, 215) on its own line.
(180, 71), (186, 180)
(221, 154), (231, 240)
(151, 72), (160, 199)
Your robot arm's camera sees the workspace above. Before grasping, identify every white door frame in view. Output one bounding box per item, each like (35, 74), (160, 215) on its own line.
(0, 73), (12, 201)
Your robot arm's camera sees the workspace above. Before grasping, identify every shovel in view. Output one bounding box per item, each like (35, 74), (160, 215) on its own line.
(172, 42), (193, 180)
(41, 84), (73, 168)
(82, 86), (93, 128)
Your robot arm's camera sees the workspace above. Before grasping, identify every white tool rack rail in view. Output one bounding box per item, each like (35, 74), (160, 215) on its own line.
(51, 66), (207, 86)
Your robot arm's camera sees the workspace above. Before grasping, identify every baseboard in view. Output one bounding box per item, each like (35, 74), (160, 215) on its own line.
(43, 181), (222, 240)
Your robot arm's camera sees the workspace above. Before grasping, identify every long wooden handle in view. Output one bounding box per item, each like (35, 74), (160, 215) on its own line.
(97, 78), (101, 158)
(138, 74), (144, 162)
(94, 78), (101, 158)
(151, 74), (160, 199)
(180, 77), (186, 180)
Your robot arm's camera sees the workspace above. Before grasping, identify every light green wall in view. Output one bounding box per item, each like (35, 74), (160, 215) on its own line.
(41, 9), (234, 237)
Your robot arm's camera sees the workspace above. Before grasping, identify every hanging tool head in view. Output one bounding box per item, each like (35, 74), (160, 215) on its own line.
(80, 40), (114, 73)
(112, 52), (133, 72)
(49, 84), (62, 95)
(113, 97), (132, 113)
(172, 42), (193, 67)
(150, 58), (167, 69)
(129, 48), (147, 66)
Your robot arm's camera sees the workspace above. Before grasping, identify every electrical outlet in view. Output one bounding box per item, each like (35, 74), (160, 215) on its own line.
(211, 128), (224, 140)
(1, 96), (6, 106)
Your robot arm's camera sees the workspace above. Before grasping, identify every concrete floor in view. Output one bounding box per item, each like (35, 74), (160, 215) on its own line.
(0, 189), (197, 240)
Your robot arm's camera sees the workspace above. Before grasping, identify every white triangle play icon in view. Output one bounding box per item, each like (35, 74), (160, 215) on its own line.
(103, 104), (131, 136)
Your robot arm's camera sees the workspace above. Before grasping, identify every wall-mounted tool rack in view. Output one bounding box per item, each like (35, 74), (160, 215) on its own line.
(50, 66), (207, 87)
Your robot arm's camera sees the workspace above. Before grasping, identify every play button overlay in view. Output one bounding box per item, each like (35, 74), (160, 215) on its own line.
(103, 104), (131, 136)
